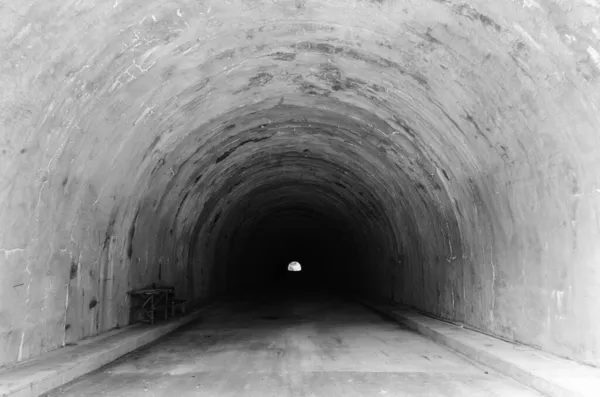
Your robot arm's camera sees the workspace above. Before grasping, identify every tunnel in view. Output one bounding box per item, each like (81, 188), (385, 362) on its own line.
(1, 0), (600, 376)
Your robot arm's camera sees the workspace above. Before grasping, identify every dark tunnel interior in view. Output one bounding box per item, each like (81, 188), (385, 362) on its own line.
(215, 184), (375, 295)
(205, 149), (399, 297)
(177, 103), (415, 305)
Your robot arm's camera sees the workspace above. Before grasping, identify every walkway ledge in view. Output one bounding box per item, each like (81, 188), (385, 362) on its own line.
(0, 302), (218, 397)
(358, 299), (600, 397)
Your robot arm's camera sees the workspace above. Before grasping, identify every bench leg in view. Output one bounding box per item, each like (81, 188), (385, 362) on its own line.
(165, 294), (168, 320)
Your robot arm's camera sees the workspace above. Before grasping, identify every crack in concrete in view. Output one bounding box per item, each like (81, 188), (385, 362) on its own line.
(0, 247), (26, 256)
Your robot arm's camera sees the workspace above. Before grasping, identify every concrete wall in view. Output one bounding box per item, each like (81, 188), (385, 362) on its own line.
(1, 0), (599, 368)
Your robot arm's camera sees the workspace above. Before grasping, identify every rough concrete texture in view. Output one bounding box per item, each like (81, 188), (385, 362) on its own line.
(361, 298), (600, 397)
(0, 303), (218, 397)
(1, 0), (600, 369)
(40, 295), (543, 397)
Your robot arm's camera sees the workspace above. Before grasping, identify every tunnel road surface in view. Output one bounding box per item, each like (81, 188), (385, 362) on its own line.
(43, 294), (542, 397)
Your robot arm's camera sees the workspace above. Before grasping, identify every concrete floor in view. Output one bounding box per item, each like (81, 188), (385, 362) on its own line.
(43, 293), (543, 397)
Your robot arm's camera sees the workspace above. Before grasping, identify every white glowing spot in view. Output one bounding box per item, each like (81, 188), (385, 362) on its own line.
(288, 261), (302, 272)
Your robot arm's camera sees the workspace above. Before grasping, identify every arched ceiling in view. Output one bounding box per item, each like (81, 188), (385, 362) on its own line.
(1, 0), (599, 368)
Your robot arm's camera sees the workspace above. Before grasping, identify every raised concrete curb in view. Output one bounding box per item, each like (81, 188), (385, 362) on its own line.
(359, 299), (600, 397)
(0, 302), (219, 397)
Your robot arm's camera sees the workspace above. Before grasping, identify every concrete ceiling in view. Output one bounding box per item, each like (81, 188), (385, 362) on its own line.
(1, 0), (599, 368)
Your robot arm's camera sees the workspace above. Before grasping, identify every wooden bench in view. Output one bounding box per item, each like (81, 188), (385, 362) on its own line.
(128, 284), (174, 324)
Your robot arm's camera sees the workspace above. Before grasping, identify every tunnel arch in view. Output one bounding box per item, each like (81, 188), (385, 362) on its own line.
(1, 0), (599, 368)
